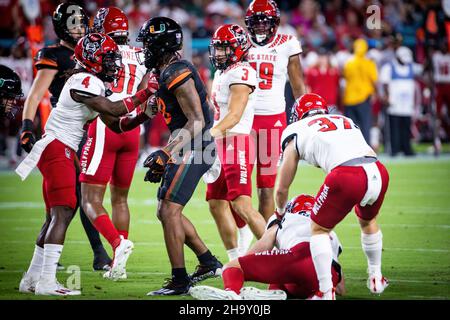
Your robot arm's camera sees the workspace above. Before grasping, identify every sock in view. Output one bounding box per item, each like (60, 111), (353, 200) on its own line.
(93, 215), (121, 250)
(118, 230), (129, 239)
(227, 248), (240, 261)
(310, 234), (333, 293)
(26, 245), (44, 278)
(361, 230), (383, 277)
(222, 267), (244, 294)
(172, 267), (189, 283)
(231, 206), (246, 228)
(40, 244), (63, 282)
(237, 225), (253, 255)
(197, 250), (215, 265)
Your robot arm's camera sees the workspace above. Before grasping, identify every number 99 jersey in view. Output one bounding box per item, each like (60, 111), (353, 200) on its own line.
(248, 34), (302, 115)
(281, 114), (374, 173)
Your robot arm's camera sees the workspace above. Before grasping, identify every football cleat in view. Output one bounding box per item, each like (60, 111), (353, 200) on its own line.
(35, 278), (81, 296)
(108, 237), (134, 281)
(93, 250), (112, 271)
(189, 286), (242, 300)
(57, 262), (65, 271)
(147, 277), (192, 296)
(190, 259), (223, 284)
(240, 286), (287, 300)
(19, 272), (39, 294)
(308, 288), (336, 300)
(103, 269), (126, 280)
(367, 275), (389, 294)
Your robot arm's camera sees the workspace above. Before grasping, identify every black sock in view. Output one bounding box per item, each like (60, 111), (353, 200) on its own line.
(197, 250), (215, 265)
(172, 268), (189, 282)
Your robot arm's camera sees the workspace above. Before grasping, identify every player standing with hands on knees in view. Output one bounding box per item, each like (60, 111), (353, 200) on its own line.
(16, 33), (154, 296)
(206, 24), (266, 261)
(276, 93), (390, 300)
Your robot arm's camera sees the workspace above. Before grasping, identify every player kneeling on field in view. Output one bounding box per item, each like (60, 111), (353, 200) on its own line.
(189, 194), (346, 300)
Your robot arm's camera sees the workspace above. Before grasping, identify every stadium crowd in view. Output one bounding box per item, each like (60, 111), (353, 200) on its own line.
(0, 0), (449, 169)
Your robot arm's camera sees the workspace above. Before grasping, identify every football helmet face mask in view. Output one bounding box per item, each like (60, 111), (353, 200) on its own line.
(136, 17), (183, 69)
(286, 194), (315, 215)
(74, 33), (123, 83)
(93, 7), (129, 45)
(245, 0), (280, 45)
(209, 24), (250, 70)
(290, 93), (328, 123)
(52, 3), (89, 46)
(0, 65), (23, 119)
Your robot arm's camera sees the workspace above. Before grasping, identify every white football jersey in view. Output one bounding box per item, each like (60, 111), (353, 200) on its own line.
(281, 114), (374, 173)
(109, 45), (147, 102)
(44, 72), (105, 151)
(248, 33), (302, 115)
(211, 62), (257, 135)
(432, 51), (450, 84)
(268, 211), (341, 260)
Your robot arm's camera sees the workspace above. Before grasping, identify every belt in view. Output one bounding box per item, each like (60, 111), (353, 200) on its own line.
(339, 156), (377, 167)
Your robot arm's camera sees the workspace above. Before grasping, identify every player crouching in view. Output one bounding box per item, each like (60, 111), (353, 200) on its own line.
(190, 194), (345, 300)
(16, 33), (154, 296)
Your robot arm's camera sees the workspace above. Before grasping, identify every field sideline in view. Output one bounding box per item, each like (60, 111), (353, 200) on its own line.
(0, 156), (449, 300)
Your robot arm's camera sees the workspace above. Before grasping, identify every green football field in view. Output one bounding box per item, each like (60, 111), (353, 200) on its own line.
(0, 157), (449, 300)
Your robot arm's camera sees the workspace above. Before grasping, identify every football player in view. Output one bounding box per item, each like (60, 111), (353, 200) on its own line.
(16, 33), (154, 295)
(205, 24), (266, 261)
(245, 0), (306, 223)
(19, 3), (111, 271)
(189, 194), (345, 300)
(78, 7), (148, 280)
(276, 93), (390, 300)
(0, 65), (23, 119)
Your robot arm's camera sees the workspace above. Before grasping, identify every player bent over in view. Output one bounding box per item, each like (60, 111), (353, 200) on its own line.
(206, 24), (266, 261)
(190, 194), (345, 300)
(16, 33), (154, 295)
(78, 7), (148, 281)
(276, 93), (389, 300)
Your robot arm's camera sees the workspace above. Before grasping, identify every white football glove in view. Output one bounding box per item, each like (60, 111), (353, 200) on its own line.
(143, 95), (159, 119)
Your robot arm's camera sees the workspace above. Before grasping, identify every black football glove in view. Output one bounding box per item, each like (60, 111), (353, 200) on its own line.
(143, 149), (171, 183)
(20, 119), (35, 153)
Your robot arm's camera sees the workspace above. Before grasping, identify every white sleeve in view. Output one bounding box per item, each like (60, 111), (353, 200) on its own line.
(280, 123), (299, 152)
(227, 64), (257, 89)
(71, 73), (105, 96)
(286, 35), (302, 57)
(379, 64), (392, 84)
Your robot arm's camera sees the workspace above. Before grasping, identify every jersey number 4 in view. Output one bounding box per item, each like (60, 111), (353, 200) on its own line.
(111, 63), (136, 95)
(250, 62), (274, 90)
(308, 116), (355, 132)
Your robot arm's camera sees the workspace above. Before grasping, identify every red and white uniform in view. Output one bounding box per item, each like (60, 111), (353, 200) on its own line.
(16, 72), (106, 211)
(79, 45), (147, 188)
(281, 114), (390, 229)
(248, 33), (302, 188)
(238, 210), (342, 299)
(432, 51), (450, 118)
(206, 62), (257, 201)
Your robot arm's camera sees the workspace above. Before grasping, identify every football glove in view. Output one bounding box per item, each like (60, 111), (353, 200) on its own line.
(143, 149), (171, 183)
(147, 72), (159, 94)
(20, 119), (35, 153)
(143, 95), (159, 119)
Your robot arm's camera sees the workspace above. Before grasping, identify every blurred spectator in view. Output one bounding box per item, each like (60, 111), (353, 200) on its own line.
(432, 41), (450, 140)
(342, 38), (378, 145)
(380, 46), (421, 156)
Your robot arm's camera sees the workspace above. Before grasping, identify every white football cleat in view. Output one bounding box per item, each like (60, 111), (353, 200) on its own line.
(189, 286), (242, 300)
(108, 237), (134, 281)
(240, 287), (287, 300)
(237, 225), (254, 256)
(103, 269), (127, 280)
(19, 272), (39, 293)
(308, 288), (336, 300)
(35, 278), (81, 296)
(367, 275), (389, 294)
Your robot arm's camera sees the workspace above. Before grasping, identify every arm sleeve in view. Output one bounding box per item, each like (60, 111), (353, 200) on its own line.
(227, 64), (257, 91)
(280, 124), (300, 153)
(286, 36), (303, 57)
(70, 74), (105, 98)
(34, 48), (58, 70)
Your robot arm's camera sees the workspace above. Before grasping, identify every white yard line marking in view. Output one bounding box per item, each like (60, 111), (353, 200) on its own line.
(345, 276), (449, 285)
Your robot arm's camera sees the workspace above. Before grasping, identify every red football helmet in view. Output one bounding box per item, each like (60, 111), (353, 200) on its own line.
(93, 7), (129, 44)
(74, 33), (122, 83)
(286, 194), (315, 215)
(290, 93), (328, 123)
(245, 0), (280, 45)
(209, 24), (251, 70)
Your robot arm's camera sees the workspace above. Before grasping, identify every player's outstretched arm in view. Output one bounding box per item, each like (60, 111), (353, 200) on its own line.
(287, 54), (306, 99)
(246, 224), (277, 255)
(275, 140), (299, 215)
(210, 84), (252, 138)
(162, 78), (205, 156)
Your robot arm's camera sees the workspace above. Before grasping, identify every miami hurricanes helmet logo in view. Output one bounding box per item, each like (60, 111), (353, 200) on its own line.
(149, 23), (166, 33)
